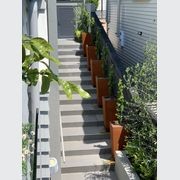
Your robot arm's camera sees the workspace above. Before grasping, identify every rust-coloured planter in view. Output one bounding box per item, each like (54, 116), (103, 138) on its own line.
(82, 32), (92, 57)
(110, 122), (127, 159)
(90, 60), (104, 86)
(86, 46), (97, 71)
(102, 97), (117, 131)
(96, 77), (109, 107)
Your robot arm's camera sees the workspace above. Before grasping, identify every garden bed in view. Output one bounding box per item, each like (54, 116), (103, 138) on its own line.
(115, 151), (140, 180)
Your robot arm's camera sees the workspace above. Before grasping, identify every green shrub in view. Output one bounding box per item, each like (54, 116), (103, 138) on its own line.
(115, 42), (157, 179)
(74, 29), (82, 42)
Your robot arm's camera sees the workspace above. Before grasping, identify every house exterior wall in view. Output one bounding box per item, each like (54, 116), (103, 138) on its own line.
(107, 0), (157, 68)
(22, 0), (30, 124)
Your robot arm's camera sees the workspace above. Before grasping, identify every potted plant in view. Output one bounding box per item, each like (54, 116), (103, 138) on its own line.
(90, 33), (106, 86)
(86, 45), (97, 71)
(73, 4), (94, 56)
(110, 79), (127, 159)
(95, 45), (109, 106)
(102, 65), (117, 131)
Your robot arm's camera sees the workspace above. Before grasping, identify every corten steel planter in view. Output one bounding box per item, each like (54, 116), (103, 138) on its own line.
(102, 97), (117, 131)
(110, 122), (127, 159)
(82, 32), (92, 57)
(90, 60), (104, 86)
(96, 77), (109, 107)
(86, 45), (97, 71)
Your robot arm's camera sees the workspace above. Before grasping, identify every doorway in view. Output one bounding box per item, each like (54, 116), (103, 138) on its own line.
(57, 5), (76, 38)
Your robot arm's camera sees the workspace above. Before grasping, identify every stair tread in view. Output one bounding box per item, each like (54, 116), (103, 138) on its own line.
(63, 126), (108, 136)
(61, 153), (114, 168)
(61, 76), (91, 81)
(61, 171), (118, 180)
(64, 139), (110, 151)
(59, 61), (87, 66)
(61, 114), (103, 123)
(60, 104), (101, 112)
(59, 68), (89, 73)
(58, 39), (81, 45)
(60, 93), (96, 101)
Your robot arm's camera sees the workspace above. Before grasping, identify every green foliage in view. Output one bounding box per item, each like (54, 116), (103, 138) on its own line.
(101, 46), (109, 76)
(115, 42), (157, 179)
(86, 0), (99, 9)
(22, 123), (35, 176)
(74, 29), (82, 42)
(108, 65), (116, 97)
(95, 29), (102, 59)
(125, 105), (157, 179)
(73, 5), (94, 33)
(124, 43), (157, 104)
(22, 35), (91, 99)
(116, 79), (126, 124)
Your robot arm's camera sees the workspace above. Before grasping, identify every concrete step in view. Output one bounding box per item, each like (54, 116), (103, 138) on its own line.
(60, 93), (97, 105)
(64, 139), (111, 156)
(58, 49), (83, 56)
(59, 61), (87, 69)
(60, 103), (102, 116)
(59, 68), (90, 77)
(59, 56), (87, 62)
(58, 44), (82, 49)
(61, 153), (114, 173)
(61, 114), (103, 127)
(63, 126), (109, 141)
(60, 85), (96, 94)
(61, 171), (118, 180)
(59, 76), (91, 85)
(58, 38), (81, 46)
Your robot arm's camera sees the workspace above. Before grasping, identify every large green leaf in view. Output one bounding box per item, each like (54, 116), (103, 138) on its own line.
(68, 82), (91, 99)
(30, 37), (60, 65)
(27, 68), (39, 86)
(58, 79), (73, 99)
(41, 76), (51, 94)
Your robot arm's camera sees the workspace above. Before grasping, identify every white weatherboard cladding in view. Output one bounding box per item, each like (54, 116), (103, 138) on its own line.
(108, 0), (157, 68)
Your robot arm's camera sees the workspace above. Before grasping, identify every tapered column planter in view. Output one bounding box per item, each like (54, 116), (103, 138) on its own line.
(96, 77), (109, 107)
(102, 97), (117, 131)
(86, 45), (97, 70)
(90, 60), (104, 86)
(110, 122), (127, 159)
(82, 32), (92, 57)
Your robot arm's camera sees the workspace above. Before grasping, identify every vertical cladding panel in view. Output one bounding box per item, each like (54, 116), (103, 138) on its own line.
(107, 0), (157, 69)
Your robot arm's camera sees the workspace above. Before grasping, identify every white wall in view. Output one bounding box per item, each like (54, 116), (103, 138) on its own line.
(22, 0), (29, 123)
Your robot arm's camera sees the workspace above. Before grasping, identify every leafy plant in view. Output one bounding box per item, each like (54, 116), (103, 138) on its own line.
(116, 42), (157, 179)
(95, 29), (102, 60)
(74, 29), (82, 42)
(124, 43), (157, 104)
(108, 65), (116, 97)
(22, 35), (90, 99)
(22, 123), (35, 176)
(73, 5), (94, 34)
(101, 46), (109, 76)
(115, 79), (126, 125)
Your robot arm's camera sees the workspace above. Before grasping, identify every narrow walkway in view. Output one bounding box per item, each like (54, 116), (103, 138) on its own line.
(58, 38), (117, 180)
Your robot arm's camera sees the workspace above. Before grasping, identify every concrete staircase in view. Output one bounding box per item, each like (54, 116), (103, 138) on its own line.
(58, 38), (117, 180)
